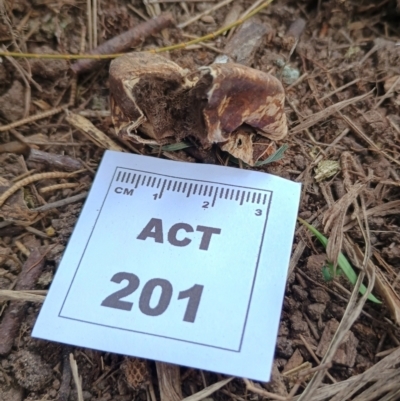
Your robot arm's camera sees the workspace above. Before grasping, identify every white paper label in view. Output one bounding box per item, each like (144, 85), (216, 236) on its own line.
(33, 150), (301, 381)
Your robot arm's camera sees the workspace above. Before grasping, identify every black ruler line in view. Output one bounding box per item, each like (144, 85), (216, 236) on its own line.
(125, 173), (131, 183)
(146, 176), (152, 186)
(116, 171), (121, 182)
(187, 183), (193, 197)
(159, 179), (167, 198)
(240, 191), (245, 205)
(212, 187), (219, 207)
(172, 181), (178, 192)
(135, 175), (141, 188)
(131, 174), (137, 184)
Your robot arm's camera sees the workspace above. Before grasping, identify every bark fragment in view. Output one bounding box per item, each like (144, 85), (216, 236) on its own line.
(224, 19), (269, 66)
(0, 248), (46, 355)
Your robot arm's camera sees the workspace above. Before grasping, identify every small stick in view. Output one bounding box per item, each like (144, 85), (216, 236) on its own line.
(299, 335), (336, 383)
(0, 140), (29, 155)
(376, 345), (400, 358)
(71, 13), (175, 74)
(320, 78), (360, 101)
(24, 226), (51, 238)
(153, 0), (274, 53)
(374, 75), (400, 109)
(31, 192), (88, 212)
(27, 148), (83, 172)
(15, 240), (30, 257)
(243, 378), (287, 401)
(70, 353), (84, 401)
(3, 49), (31, 119)
(227, 0), (265, 39)
(155, 362), (182, 401)
(66, 111), (124, 151)
(93, 0), (98, 48)
(12, 169), (37, 182)
(282, 18), (306, 52)
(339, 112), (400, 167)
(1, 44), (42, 92)
(0, 248), (46, 355)
(177, 0), (234, 29)
(127, 4), (149, 21)
(286, 72), (308, 90)
(0, 290), (45, 303)
(0, 0), (275, 60)
(87, 0), (93, 50)
(58, 347), (73, 401)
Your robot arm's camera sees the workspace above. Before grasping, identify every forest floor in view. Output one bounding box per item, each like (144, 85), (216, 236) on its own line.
(0, 0), (400, 400)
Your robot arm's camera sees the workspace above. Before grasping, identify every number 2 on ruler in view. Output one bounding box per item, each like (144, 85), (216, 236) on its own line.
(101, 272), (204, 323)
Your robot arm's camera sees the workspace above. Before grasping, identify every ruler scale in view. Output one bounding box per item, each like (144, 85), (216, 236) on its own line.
(33, 151), (301, 381)
(114, 167), (270, 207)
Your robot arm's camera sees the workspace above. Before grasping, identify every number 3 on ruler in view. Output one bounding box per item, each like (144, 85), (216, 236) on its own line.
(101, 272), (204, 323)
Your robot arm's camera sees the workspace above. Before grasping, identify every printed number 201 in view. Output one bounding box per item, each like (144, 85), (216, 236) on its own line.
(101, 272), (203, 323)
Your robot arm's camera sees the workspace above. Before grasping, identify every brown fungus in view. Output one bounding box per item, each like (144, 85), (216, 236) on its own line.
(199, 63), (287, 143)
(109, 52), (196, 144)
(219, 129), (255, 165)
(109, 53), (288, 164)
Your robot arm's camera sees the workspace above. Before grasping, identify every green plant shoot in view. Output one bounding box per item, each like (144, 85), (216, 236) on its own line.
(298, 217), (381, 304)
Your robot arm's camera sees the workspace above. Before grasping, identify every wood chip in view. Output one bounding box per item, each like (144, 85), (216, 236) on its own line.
(66, 111), (125, 152)
(224, 19), (268, 65)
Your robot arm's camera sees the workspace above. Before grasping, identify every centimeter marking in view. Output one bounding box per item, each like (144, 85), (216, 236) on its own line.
(115, 169), (268, 207)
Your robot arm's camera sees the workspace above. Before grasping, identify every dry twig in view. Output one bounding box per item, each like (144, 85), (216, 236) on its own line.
(71, 13), (175, 74)
(291, 92), (372, 134)
(31, 192), (88, 212)
(156, 362), (182, 401)
(69, 353), (84, 401)
(182, 377), (233, 401)
(0, 248), (46, 355)
(66, 111), (124, 151)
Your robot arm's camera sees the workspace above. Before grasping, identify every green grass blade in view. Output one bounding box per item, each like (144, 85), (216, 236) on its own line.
(298, 217), (381, 304)
(150, 142), (192, 152)
(254, 144), (289, 166)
